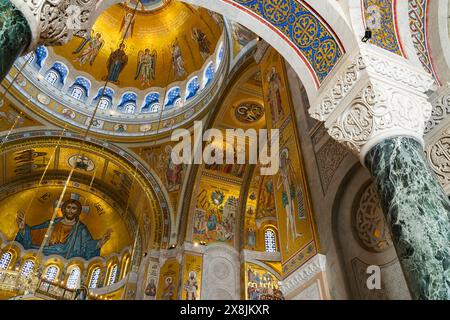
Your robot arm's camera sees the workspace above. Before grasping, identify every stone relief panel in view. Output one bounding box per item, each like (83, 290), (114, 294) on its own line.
(427, 128), (450, 188)
(353, 183), (393, 252)
(201, 244), (240, 300)
(316, 138), (349, 193)
(425, 90), (450, 134)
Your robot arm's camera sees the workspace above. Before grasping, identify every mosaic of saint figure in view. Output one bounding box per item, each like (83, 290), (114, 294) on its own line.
(145, 278), (157, 297)
(247, 227), (256, 248)
(184, 271), (199, 300)
(232, 23), (255, 47)
(15, 199), (112, 260)
(171, 39), (187, 78)
(267, 67), (284, 125)
(105, 44), (128, 84)
(164, 145), (184, 192)
(193, 209), (206, 236)
(162, 276), (176, 300)
(192, 27), (211, 60)
(258, 179), (276, 217)
(120, 11), (136, 40)
(73, 32), (104, 66)
(276, 148), (302, 252)
(134, 48), (157, 86)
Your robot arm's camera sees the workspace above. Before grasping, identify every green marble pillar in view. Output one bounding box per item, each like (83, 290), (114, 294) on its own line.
(0, 0), (31, 81)
(365, 136), (450, 299)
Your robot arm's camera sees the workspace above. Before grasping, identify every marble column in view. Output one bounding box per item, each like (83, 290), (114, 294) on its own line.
(0, 0), (97, 82)
(309, 46), (449, 299)
(365, 136), (450, 299)
(0, 0), (31, 81)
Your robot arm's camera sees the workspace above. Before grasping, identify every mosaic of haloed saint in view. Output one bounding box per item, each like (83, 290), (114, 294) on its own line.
(0, 187), (131, 261)
(65, 3), (218, 88)
(192, 178), (239, 244)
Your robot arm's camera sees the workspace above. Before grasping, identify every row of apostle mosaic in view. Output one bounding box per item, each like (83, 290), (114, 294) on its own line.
(72, 26), (211, 86)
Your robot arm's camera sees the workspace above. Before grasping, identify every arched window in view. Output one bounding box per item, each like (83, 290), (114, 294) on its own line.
(20, 260), (35, 277)
(66, 266), (81, 289)
(107, 264), (118, 286)
(24, 52), (35, 64)
(0, 252), (12, 270)
(215, 42), (224, 71)
(71, 86), (84, 100)
(45, 71), (59, 85)
(150, 103), (161, 113)
(88, 267), (101, 289)
(44, 265), (59, 283)
(98, 97), (110, 110)
(185, 77), (199, 101)
(203, 62), (214, 88)
(124, 103), (136, 114)
(264, 229), (278, 253)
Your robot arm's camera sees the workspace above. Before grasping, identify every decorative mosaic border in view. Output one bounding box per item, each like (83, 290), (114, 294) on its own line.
(227, 0), (344, 85)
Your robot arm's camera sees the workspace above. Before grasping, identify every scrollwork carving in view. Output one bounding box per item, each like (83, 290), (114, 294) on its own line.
(328, 81), (432, 155)
(311, 48), (435, 126)
(10, 0), (96, 50)
(354, 183), (392, 252)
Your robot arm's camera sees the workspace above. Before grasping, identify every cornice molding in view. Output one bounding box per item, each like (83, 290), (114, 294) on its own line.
(278, 254), (326, 297)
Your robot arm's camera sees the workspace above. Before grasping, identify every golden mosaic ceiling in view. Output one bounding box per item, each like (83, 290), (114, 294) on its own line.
(52, 0), (223, 89)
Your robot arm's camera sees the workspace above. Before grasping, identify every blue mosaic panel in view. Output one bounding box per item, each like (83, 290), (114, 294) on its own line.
(231, 0), (343, 83)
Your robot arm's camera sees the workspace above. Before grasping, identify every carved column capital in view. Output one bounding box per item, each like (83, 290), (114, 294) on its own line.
(309, 46), (435, 160)
(10, 0), (97, 51)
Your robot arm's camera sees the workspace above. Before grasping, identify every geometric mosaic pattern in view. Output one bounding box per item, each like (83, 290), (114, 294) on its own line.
(230, 0), (344, 84)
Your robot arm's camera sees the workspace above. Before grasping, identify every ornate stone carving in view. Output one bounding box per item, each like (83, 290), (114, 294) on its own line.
(310, 47), (435, 157)
(10, 0), (97, 50)
(316, 138), (348, 192)
(327, 80), (432, 156)
(424, 86), (450, 134)
(427, 129), (450, 187)
(354, 183), (393, 252)
(278, 254), (326, 297)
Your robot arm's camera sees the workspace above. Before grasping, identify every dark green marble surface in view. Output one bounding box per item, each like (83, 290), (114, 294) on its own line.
(0, 0), (31, 81)
(365, 136), (450, 299)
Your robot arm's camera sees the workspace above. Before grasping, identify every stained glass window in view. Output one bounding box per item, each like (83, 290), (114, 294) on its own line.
(89, 267), (101, 289)
(264, 229), (277, 253)
(71, 87), (84, 100)
(45, 265), (59, 282)
(45, 71), (59, 85)
(20, 260), (35, 277)
(98, 97), (110, 110)
(124, 103), (136, 114)
(66, 266), (81, 289)
(107, 264), (118, 286)
(0, 252), (12, 270)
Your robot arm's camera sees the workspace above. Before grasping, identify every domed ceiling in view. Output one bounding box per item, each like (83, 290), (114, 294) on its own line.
(8, 0), (228, 142)
(52, 0), (222, 89)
